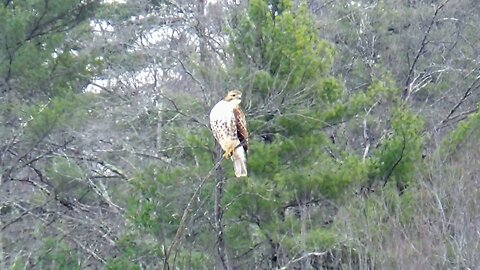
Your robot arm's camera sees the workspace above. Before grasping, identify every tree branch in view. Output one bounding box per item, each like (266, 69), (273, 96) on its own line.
(383, 132), (406, 187)
(435, 74), (480, 131)
(434, 107), (478, 132)
(278, 251), (327, 270)
(403, 0), (451, 101)
(164, 158), (224, 269)
(363, 101), (378, 162)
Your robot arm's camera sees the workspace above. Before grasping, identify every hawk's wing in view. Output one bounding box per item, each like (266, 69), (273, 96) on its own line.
(233, 106), (248, 152)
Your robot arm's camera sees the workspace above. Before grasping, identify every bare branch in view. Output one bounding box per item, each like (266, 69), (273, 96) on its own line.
(12, 203), (108, 265)
(1, 202), (48, 231)
(86, 81), (129, 101)
(363, 101), (379, 162)
(434, 107), (478, 132)
(164, 158), (224, 269)
(403, 0), (451, 101)
(162, 93), (209, 129)
(70, 236), (107, 265)
(435, 74), (480, 131)
(278, 251), (327, 270)
(175, 56), (209, 106)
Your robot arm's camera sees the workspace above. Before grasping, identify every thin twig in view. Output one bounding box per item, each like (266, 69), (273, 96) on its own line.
(174, 56), (209, 107)
(1, 202), (47, 231)
(435, 74), (480, 131)
(434, 107), (478, 133)
(164, 158), (224, 269)
(403, 0), (451, 100)
(86, 81), (129, 101)
(162, 94), (209, 129)
(363, 101), (379, 162)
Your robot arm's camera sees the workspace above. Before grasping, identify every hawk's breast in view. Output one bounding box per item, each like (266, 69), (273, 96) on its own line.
(209, 100), (238, 149)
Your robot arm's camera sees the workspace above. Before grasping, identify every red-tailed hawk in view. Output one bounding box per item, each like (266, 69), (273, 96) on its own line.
(209, 90), (248, 177)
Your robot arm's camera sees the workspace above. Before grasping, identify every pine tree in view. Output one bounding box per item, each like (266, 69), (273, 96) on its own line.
(224, 0), (425, 268)
(0, 1), (101, 268)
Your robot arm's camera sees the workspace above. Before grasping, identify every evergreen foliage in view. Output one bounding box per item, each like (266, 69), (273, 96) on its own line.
(2, 0), (480, 269)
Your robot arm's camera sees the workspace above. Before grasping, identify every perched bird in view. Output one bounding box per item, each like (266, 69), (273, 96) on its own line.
(209, 90), (248, 177)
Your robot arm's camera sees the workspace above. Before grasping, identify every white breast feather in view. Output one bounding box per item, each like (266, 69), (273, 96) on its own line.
(209, 100), (234, 121)
(210, 100), (238, 150)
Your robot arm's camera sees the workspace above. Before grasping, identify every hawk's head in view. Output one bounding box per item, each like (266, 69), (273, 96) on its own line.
(224, 90), (242, 106)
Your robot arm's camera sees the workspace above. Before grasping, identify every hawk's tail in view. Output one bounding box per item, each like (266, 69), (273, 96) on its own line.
(232, 146), (247, 177)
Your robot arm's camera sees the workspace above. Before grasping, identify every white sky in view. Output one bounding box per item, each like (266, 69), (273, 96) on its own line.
(103, 0), (127, 3)
(86, 0), (222, 93)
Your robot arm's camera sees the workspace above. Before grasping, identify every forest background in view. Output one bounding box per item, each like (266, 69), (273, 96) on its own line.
(1, 0), (480, 269)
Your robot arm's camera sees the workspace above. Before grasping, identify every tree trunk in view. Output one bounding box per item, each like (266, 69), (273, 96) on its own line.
(213, 145), (232, 270)
(0, 229), (4, 270)
(300, 202), (308, 269)
(153, 62), (163, 153)
(196, 0), (208, 62)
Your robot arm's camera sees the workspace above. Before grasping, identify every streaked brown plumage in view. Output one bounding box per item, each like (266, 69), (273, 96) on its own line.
(233, 106), (248, 152)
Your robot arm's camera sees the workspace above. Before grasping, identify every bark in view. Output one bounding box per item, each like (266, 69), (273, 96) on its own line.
(196, 0), (208, 62)
(213, 144), (232, 270)
(0, 229), (4, 270)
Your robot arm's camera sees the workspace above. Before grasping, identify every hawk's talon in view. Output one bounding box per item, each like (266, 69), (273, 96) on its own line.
(223, 146), (235, 159)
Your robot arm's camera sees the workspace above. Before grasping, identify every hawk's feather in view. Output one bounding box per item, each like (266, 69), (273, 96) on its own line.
(233, 107), (248, 152)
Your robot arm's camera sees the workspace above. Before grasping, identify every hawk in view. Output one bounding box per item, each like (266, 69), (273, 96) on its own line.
(209, 90), (248, 177)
